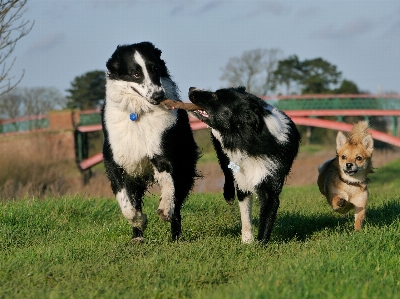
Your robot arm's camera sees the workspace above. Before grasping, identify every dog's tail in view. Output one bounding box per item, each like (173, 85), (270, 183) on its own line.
(349, 121), (370, 144)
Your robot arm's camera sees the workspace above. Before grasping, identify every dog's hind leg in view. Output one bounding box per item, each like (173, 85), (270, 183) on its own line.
(353, 196), (367, 230)
(257, 185), (280, 244)
(237, 189), (254, 243)
(211, 134), (235, 204)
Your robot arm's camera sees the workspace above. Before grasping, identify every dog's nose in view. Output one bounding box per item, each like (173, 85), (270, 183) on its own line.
(346, 163), (353, 169)
(151, 90), (166, 103)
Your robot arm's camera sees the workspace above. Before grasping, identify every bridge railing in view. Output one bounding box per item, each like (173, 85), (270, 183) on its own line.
(263, 94), (400, 110)
(0, 114), (49, 134)
(2, 94), (400, 170)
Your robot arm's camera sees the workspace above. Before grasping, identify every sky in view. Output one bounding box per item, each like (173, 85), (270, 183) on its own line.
(7, 0), (400, 100)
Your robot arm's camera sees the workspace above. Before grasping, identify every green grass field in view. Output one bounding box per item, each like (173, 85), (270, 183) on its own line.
(1, 159), (400, 299)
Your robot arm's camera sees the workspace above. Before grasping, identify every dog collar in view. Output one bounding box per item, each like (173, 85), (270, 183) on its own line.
(130, 113), (138, 121)
(338, 175), (369, 189)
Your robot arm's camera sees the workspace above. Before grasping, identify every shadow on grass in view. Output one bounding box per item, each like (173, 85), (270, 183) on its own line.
(366, 200), (400, 226)
(273, 212), (349, 242)
(215, 199), (400, 243)
(273, 199), (400, 242)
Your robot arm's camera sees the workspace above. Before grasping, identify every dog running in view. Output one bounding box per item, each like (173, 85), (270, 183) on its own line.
(101, 42), (199, 242)
(317, 121), (374, 230)
(187, 87), (301, 244)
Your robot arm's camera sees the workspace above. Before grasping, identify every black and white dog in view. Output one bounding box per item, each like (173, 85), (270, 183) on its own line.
(102, 42), (199, 241)
(188, 87), (300, 244)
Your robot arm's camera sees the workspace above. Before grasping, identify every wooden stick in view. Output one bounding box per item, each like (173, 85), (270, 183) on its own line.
(160, 99), (202, 111)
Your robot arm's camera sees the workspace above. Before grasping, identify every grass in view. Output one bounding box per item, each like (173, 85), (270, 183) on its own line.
(1, 161), (400, 299)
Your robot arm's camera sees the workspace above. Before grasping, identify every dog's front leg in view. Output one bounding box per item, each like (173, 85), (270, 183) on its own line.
(151, 156), (175, 222)
(237, 189), (254, 243)
(257, 186), (280, 244)
(154, 169), (175, 222)
(118, 178), (148, 242)
(103, 152), (147, 242)
(329, 192), (352, 213)
(154, 168), (185, 240)
(211, 134), (235, 204)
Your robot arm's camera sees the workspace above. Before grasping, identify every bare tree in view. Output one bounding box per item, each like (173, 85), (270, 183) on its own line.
(0, 87), (22, 118)
(0, 0), (34, 96)
(220, 49), (265, 94)
(21, 87), (67, 116)
(0, 87), (66, 119)
(220, 48), (283, 96)
(262, 48), (283, 95)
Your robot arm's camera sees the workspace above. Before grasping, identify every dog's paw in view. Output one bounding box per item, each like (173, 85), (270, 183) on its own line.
(131, 212), (148, 231)
(157, 196), (175, 222)
(157, 208), (171, 222)
(131, 236), (145, 243)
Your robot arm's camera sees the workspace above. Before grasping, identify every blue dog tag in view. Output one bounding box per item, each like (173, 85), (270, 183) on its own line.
(130, 113), (138, 121)
(228, 161), (240, 173)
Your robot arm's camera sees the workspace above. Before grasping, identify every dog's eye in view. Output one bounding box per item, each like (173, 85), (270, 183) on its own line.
(356, 156), (362, 161)
(341, 155), (346, 160)
(132, 72), (141, 79)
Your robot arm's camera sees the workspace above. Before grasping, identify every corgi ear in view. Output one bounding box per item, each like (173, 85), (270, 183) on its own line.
(336, 131), (347, 150)
(363, 134), (374, 154)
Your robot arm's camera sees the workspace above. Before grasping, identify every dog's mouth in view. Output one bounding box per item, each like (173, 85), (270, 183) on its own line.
(131, 87), (163, 105)
(192, 109), (209, 121)
(344, 169), (358, 176)
(131, 86), (142, 97)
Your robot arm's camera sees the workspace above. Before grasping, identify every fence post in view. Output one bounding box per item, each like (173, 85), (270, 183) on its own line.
(48, 109), (79, 131)
(392, 116), (398, 136)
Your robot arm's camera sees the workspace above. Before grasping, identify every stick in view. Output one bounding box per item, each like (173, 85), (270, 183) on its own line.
(160, 99), (202, 111)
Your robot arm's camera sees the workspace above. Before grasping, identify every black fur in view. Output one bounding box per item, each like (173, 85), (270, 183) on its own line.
(189, 87), (301, 244)
(102, 42), (199, 241)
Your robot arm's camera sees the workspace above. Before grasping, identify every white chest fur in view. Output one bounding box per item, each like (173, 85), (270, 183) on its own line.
(105, 79), (177, 175)
(211, 129), (278, 192)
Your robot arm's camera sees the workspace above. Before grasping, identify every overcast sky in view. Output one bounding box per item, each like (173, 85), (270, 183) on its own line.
(8, 0), (400, 99)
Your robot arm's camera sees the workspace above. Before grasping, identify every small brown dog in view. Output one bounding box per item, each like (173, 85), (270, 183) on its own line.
(317, 121), (374, 230)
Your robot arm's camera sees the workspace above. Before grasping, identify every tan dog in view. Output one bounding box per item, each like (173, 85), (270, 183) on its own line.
(317, 121), (374, 230)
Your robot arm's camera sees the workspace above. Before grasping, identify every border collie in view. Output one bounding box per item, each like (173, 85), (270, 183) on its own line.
(102, 42), (199, 241)
(188, 87), (300, 244)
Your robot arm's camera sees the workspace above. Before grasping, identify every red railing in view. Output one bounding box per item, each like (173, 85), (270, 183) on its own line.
(77, 112), (400, 170)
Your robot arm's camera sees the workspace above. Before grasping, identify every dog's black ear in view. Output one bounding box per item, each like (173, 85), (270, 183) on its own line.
(158, 57), (169, 78)
(237, 86), (246, 93)
(152, 45), (162, 58)
(106, 45), (122, 73)
(156, 53), (170, 78)
(142, 42), (168, 77)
